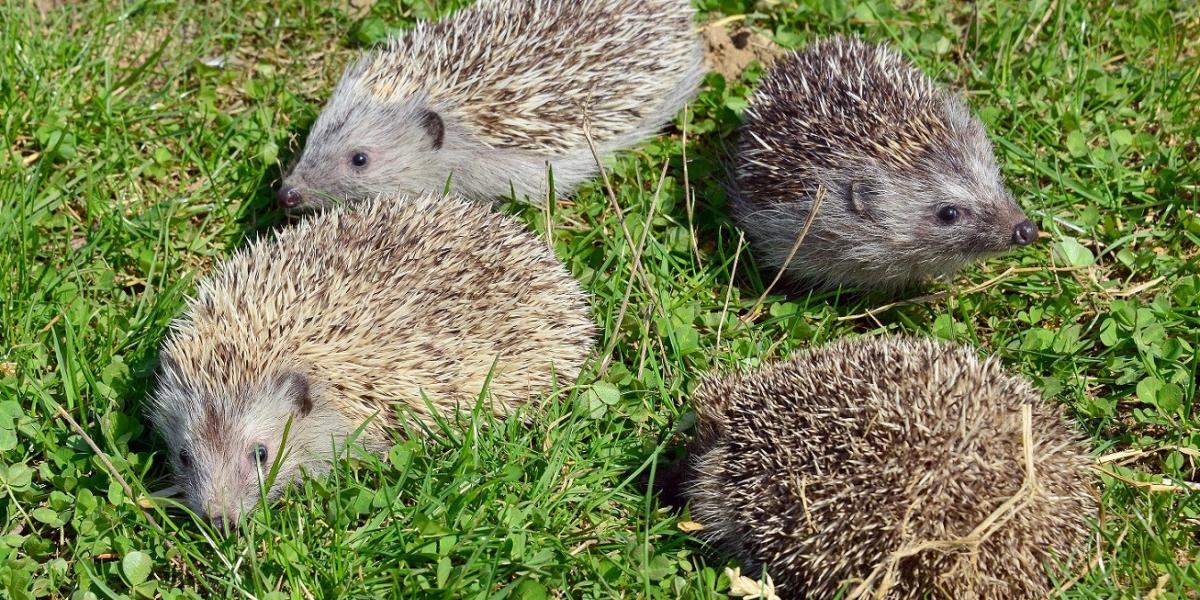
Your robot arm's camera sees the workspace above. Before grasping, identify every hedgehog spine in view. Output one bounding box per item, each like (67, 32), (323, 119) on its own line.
(150, 192), (596, 523)
(278, 0), (705, 210)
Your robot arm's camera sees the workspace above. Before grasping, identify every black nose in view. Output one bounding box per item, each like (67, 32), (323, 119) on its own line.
(276, 186), (302, 209)
(1012, 220), (1039, 246)
(209, 515), (227, 532)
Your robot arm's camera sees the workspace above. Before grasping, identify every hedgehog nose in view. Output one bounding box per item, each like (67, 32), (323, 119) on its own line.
(276, 186), (303, 209)
(1011, 220), (1039, 246)
(206, 504), (238, 532)
(209, 514), (229, 532)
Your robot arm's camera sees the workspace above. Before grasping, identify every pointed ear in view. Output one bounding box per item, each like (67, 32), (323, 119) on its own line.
(419, 109), (445, 150)
(846, 180), (873, 219)
(278, 371), (312, 417)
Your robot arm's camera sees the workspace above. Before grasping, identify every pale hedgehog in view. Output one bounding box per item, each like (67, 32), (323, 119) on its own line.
(150, 193), (595, 526)
(276, 0), (705, 210)
(731, 36), (1039, 291)
(683, 335), (1096, 599)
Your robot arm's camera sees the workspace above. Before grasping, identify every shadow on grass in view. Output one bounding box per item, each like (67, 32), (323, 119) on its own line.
(227, 112), (319, 252)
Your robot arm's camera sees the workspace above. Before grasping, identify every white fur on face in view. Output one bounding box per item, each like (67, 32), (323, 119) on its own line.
(730, 36), (1032, 291)
(150, 370), (349, 523)
(737, 162), (1024, 291)
(282, 97), (449, 210)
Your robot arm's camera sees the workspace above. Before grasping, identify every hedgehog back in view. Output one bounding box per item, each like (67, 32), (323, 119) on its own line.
(686, 336), (1095, 599)
(734, 36), (958, 203)
(347, 0), (702, 152)
(160, 193), (595, 430)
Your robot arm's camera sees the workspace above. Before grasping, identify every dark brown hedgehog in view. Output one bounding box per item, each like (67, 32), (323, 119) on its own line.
(683, 335), (1096, 599)
(731, 36), (1039, 291)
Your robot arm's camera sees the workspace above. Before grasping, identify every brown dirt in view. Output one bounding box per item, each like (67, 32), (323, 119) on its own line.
(701, 19), (784, 80)
(33, 0), (75, 14)
(339, 0), (374, 19)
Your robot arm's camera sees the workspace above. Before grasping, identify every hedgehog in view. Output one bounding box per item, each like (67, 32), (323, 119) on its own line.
(149, 193), (595, 527)
(730, 36), (1039, 291)
(682, 335), (1096, 599)
(275, 0), (705, 211)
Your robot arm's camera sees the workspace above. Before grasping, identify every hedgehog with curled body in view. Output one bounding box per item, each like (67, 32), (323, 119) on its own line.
(150, 193), (595, 527)
(682, 335), (1096, 599)
(731, 36), (1040, 291)
(276, 0), (705, 210)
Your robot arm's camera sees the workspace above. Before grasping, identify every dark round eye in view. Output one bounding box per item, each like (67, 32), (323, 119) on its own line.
(350, 152), (369, 168)
(252, 444), (269, 465)
(178, 450), (192, 469)
(937, 205), (961, 225)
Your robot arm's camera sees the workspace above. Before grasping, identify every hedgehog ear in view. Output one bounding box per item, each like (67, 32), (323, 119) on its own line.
(846, 180), (874, 219)
(278, 371), (312, 417)
(418, 109), (445, 151)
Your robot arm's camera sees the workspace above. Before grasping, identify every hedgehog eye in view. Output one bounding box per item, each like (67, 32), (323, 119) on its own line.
(252, 444), (269, 465)
(936, 205), (961, 225)
(350, 152), (369, 168)
(178, 450), (192, 469)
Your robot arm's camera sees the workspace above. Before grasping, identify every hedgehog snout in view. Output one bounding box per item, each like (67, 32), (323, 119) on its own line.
(1011, 220), (1039, 246)
(204, 499), (243, 531)
(276, 185), (304, 209)
(208, 513), (231, 532)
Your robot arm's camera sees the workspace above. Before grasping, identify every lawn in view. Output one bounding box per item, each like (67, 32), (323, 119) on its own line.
(1, 0), (1198, 598)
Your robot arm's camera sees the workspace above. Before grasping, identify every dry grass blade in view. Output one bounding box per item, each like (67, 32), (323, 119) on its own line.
(742, 185), (827, 322)
(581, 118), (658, 301)
(597, 157), (669, 376)
(1097, 445), (1200, 464)
(681, 106), (701, 268)
(837, 266), (1084, 322)
(1024, 0), (1059, 49)
(569, 539), (598, 556)
(795, 474), (816, 534)
(1109, 276), (1166, 298)
(698, 14), (747, 32)
(54, 406), (166, 535)
(53, 403), (198, 577)
(844, 404), (1041, 600)
(1092, 465), (1200, 493)
(715, 231), (746, 349)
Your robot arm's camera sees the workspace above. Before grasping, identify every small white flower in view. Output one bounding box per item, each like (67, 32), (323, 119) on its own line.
(725, 567), (780, 600)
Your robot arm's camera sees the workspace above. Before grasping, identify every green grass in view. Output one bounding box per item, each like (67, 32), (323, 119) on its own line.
(1, 0), (1198, 597)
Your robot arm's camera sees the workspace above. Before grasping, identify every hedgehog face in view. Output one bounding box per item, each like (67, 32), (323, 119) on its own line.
(927, 102), (1040, 253)
(278, 98), (449, 211)
(790, 114), (1037, 289)
(848, 153), (1037, 279)
(875, 109), (1038, 275)
(732, 36), (1042, 291)
(151, 368), (340, 528)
